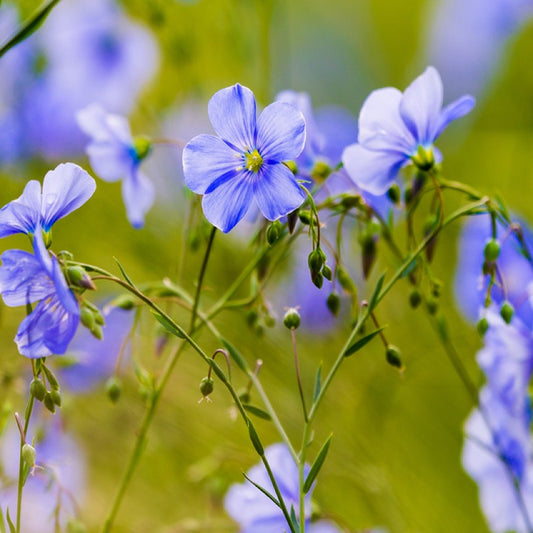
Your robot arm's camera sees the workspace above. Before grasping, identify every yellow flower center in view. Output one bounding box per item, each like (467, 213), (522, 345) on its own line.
(244, 149), (263, 173)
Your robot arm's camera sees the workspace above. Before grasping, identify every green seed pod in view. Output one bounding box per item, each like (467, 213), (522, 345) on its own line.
(50, 390), (61, 407)
(311, 271), (324, 289)
(30, 378), (47, 402)
(322, 264), (332, 281)
(67, 266), (96, 290)
(308, 249), (325, 273)
(283, 308), (301, 330)
(22, 443), (36, 467)
(386, 184), (401, 205)
(93, 309), (105, 326)
(298, 210), (312, 225)
(385, 345), (403, 369)
(326, 292), (341, 317)
(339, 194), (362, 209)
(199, 377), (214, 397)
(80, 307), (95, 330)
(106, 377), (122, 404)
(91, 325), (103, 340)
(43, 393), (56, 413)
(500, 301), (514, 324)
(484, 239), (501, 263)
(477, 317), (489, 336)
(266, 220), (282, 245)
(409, 290), (422, 309)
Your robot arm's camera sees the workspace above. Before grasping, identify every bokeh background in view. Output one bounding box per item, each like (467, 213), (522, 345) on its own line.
(1, 0), (533, 531)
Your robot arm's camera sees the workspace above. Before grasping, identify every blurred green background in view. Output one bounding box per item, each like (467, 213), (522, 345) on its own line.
(2, 0), (533, 531)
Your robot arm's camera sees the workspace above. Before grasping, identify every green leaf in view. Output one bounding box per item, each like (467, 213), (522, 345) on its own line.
(5, 508), (15, 533)
(151, 311), (185, 339)
(368, 272), (386, 311)
(344, 327), (385, 357)
(243, 473), (280, 508)
(113, 257), (136, 287)
(313, 364), (322, 401)
(247, 421), (264, 456)
(220, 338), (247, 371)
(0, 506), (6, 533)
(303, 434), (333, 494)
(243, 404), (271, 421)
(0, 0), (61, 59)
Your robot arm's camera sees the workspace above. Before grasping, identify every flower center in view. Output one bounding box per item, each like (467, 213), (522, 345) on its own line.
(244, 149), (263, 173)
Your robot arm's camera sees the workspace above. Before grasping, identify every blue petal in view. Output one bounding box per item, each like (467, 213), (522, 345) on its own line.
(342, 144), (406, 196)
(315, 105), (357, 164)
(254, 163), (306, 221)
(0, 180), (41, 237)
(256, 102), (306, 162)
(201, 171), (254, 232)
(0, 249), (53, 307)
(77, 104), (133, 145)
(182, 134), (241, 194)
(358, 88), (415, 154)
(208, 84), (256, 150)
(121, 168), (155, 228)
(399, 66), (443, 145)
(87, 142), (132, 182)
(41, 163), (96, 232)
(433, 95), (475, 140)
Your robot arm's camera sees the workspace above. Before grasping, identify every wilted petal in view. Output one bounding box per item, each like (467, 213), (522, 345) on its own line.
(202, 171), (254, 232)
(342, 144), (406, 196)
(0, 180), (42, 237)
(41, 163), (96, 231)
(399, 66), (443, 145)
(0, 249), (53, 306)
(254, 163), (306, 220)
(182, 134), (241, 193)
(433, 94), (475, 139)
(358, 87), (415, 153)
(256, 102), (306, 162)
(121, 169), (155, 229)
(208, 84), (256, 150)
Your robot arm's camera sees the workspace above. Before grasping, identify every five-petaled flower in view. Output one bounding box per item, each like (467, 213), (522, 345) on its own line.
(77, 103), (154, 229)
(182, 83), (307, 233)
(342, 66), (475, 195)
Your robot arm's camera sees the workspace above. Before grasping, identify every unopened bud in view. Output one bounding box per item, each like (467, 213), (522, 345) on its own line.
(266, 220), (283, 245)
(91, 325), (103, 340)
(22, 443), (36, 467)
(43, 393), (56, 413)
(409, 290), (422, 308)
(385, 345), (403, 369)
(311, 271), (323, 289)
(199, 377), (214, 397)
(50, 390), (61, 407)
(387, 184), (401, 205)
(339, 194), (362, 209)
(360, 234), (377, 279)
(30, 379), (46, 401)
(106, 377), (122, 404)
(80, 307), (95, 330)
(484, 239), (500, 263)
(326, 292), (341, 316)
(67, 266), (96, 290)
(308, 249), (325, 273)
(500, 301), (514, 324)
(283, 308), (301, 330)
(477, 317), (489, 336)
(298, 210), (312, 225)
(322, 264), (332, 281)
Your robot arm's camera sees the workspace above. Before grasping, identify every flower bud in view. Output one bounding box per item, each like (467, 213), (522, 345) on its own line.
(298, 210), (312, 225)
(409, 290), (422, 308)
(322, 264), (332, 281)
(327, 292), (341, 316)
(80, 307), (95, 330)
(22, 443), (36, 467)
(91, 325), (103, 340)
(339, 194), (362, 209)
(67, 266), (96, 290)
(360, 234), (377, 279)
(30, 378), (47, 401)
(308, 249), (325, 273)
(500, 301), (514, 324)
(283, 308), (301, 330)
(106, 377), (122, 404)
(199, 377), (214, 398)
(93, 309), (105, 326)
(484, 239), (500, 263)
(43, 393), (56, 413)
(385, 344), (403, 369)
(266, 220), (283, 245)
(386, 184), (401, 205)
(477, 317), (489, 336)
(50, 390), (61, 407)
(311, 271), (323, 289)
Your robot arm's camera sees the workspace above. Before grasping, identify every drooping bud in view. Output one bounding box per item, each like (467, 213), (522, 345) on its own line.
(43, 393), (56, 413)
(477, 317), (489, 336)
(266, 220), (283, 245)
(326, 292), (341, 316)
(67, 266), (96, 290)
(312, 271), (323, 289)
(484, 239), (500, 263)
(50, 390), (61, 407)
(106, 377), (122, 404)
(385, 344), (403, 369)
(30, 379), (47, 402)
(298, 210), (312, 225)
(308, 249), (325, 273)
(22, 443), (36, 467)
(322, 264), (332, 281)
(90, 325), (103, 340)
(386, 184), (401, 205)
(500, 301), (514, 324)
(80, 306), (95, 330)
(283, 308), (301, 330)
(199, 377), (214, 398)
(409, 290), (422, 309)
(359, 233), (377, 279)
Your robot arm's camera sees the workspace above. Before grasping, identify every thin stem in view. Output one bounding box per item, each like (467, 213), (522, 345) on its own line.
(291, 328), (308, 422)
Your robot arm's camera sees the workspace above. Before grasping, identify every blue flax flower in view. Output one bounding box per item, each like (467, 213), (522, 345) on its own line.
(0, 162), (95, 237)
(182, 84), (307, 233)
(342, 67), (475, 195)
(224, 443), (340, 532)
(77, 103), (154, 228)
(0, 230), (80, 358)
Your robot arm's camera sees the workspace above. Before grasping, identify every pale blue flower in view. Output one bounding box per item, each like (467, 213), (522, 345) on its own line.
(77, 104), (154, 228)
(342, 67), (475, 195)
(182, 84), (307, 233)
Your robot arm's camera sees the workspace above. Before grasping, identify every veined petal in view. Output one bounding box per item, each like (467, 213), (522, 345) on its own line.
(256, 102), (306, 162)
(433, 95), (476, 140)
(342, 144), (406, 196)
(202, 171), (254, 232)
(182, 134), (242, 194)
(254, 163), (306, 220)
(358, 88), (415, 153)
(87, 142), (132, 182)
(0, 250), (53, 307)
(41, 163), (96, 231)
(121, 168), (155, 229)
(0, 180), (42, 237)
(208, 84), (256, 150)
(399, 66), (443, 145)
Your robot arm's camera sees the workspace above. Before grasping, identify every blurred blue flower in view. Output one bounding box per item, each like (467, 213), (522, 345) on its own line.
(182, 83), (307, 233)
(0, 231), (79, 358)
(0, 411), (86, 533)
(0, 163), (95, 237)
(77, 104), (154, 228)
(426, 0), (533, 98)
(454, 214), (533, 327)
(224, 443), (340, 532)
(342, 67), (475, 195)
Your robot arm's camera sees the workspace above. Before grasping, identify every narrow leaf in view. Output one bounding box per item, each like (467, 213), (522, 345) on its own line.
(220, 338), (247, 371)
(248, 421), (264, 456)
(151, 311), (185, 339)
(303, 434), (333, 494)
(289, 505), (299, 530)
(368, 272), (386, 311)
(243, 404), (271, 421)
(313, 364), (322, 401)
(344, 327), (385, 357)
(0, 0), (61, 59)
(5, 509), (15, 533)
(243, 473), (280, 508)
(114, 257), (136, 287)
(0, 506), (6, 533)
